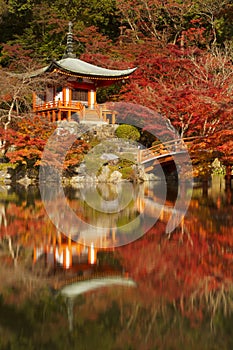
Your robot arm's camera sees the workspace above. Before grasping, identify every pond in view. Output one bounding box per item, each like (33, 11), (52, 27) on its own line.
(0, 175), (232, 350)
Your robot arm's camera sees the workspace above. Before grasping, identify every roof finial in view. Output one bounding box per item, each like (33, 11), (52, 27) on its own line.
(63, 21), (76, 58)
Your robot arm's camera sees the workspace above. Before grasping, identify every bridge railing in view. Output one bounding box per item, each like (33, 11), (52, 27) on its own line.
(138, 137), (198, 163)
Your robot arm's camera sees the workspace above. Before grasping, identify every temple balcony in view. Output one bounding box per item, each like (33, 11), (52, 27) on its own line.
(33, 100), (117, 124)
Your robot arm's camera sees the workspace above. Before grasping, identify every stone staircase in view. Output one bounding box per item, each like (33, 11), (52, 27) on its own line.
(80, 109), (107, 124)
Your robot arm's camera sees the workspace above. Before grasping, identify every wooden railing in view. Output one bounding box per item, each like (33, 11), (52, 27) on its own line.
(34, 100), (118, 123)
(34, 100), (84, 112)
(138, 137), (198, 163)
(95, 103), (105, 121)
(34, 100), (85, 120)
(95, 103), (117, 123)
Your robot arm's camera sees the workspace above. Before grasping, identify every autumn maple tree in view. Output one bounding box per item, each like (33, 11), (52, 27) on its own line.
(0, 116), (90, 173)
(119, 40), (233, 137)
(0, 0), (232, 176)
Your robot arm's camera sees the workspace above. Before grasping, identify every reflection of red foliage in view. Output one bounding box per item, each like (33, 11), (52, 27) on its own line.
(0, 201), (56, 247)
(117, 216), (233, 307)
(0, 197), (88, 247)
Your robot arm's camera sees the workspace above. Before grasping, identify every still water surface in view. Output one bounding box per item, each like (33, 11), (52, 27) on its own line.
(0, 175), (232, 350)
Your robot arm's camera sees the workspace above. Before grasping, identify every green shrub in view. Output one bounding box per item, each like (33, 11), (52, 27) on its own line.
(115, 124), (140, 141)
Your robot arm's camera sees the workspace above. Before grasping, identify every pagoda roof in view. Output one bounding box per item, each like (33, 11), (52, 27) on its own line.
(31, 57), (136, 80)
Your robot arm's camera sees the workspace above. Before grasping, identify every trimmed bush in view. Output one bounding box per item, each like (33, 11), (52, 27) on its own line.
(115, 124), (140, 141)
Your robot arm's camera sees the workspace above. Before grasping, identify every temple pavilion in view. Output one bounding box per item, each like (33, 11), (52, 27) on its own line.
(32, 22), (136, 124)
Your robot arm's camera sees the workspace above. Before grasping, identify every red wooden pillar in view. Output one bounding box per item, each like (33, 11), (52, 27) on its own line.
(57, 110), (61, 121)
(88, 89), (96, 109)
(63, 87), (66, 106)
(57, 99), (61, 121)
(69, 88), (72, 106)
(88, 90), (91, 107)
(112, 112), (116, 124)
(52, 110), (56, 122)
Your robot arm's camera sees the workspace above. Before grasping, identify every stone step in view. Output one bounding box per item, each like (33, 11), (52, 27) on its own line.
(74, 109), (115, 123)
(83, 110), (102, 121)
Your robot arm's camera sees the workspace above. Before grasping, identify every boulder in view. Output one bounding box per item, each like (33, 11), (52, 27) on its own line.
(109, 170), (122, 183)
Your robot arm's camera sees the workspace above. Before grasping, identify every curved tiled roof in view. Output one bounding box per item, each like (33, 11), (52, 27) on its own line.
(30, 57), (136, 79)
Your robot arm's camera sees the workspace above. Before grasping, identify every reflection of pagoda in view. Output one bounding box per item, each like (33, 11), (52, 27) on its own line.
(33, 231), (119, 277)
(33, 235), (96, 269)
(31, 22), (136, 123)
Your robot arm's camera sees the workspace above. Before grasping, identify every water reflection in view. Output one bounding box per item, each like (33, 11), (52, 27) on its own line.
(0, 176), (232, 349)
(39, 180), (168, 247)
